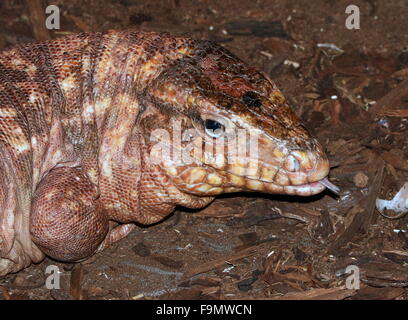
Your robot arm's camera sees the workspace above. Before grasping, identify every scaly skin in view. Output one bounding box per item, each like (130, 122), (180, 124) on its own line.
(0, 30), (329, 276)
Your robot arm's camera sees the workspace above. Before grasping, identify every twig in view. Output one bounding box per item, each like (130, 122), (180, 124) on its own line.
(26, 0), (50, 41)
(183, 244), (262, 279)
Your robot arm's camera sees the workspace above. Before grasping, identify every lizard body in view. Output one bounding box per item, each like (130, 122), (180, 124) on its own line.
(0, 30), (331, 275)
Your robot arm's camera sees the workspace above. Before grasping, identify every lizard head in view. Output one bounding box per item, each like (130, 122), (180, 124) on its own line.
(140, 40), (337, 197)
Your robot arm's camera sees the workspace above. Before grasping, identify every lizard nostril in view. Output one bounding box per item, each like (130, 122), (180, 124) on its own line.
(285, 155), (301, 172)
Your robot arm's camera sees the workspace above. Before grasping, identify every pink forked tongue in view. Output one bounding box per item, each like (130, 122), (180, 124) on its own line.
(318, 177), (340, 195)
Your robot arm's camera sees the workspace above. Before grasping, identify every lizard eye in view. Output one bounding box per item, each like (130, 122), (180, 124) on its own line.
(204, 119), (225, 138)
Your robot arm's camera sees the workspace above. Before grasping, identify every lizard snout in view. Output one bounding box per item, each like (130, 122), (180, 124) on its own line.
(283, 150), (330, 186)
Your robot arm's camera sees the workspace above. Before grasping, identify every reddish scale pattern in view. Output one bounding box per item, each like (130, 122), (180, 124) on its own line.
(0, 30), (330, 276)
(30, 166), (108, 261)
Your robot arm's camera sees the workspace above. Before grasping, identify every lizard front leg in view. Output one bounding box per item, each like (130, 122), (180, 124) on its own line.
(30, 166), (109, 261)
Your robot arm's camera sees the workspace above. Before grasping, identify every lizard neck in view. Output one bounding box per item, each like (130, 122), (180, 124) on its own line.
(97, 131), (214, 225)
(89, 31), (213, 224)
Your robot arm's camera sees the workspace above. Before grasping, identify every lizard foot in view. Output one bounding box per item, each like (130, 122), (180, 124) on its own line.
(0, 243), (38, 277)
(96, 223), (136, 253)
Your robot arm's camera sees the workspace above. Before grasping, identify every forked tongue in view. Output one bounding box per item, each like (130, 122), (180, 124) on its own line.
(318, 177), (340, 195)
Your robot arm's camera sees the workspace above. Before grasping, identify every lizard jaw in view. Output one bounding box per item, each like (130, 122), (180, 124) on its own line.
(161, 162), (336, 197)
(158, 141), (335, 197)
(224, 171), (331, 197)
(219, 151), (335, 196)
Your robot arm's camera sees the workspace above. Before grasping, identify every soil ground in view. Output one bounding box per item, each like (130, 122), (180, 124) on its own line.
(0, 0), (407, 300)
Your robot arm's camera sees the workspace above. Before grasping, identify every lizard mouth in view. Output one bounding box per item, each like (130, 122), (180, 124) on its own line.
(159, 144), (339, 197)
(278, 177), (340, 196)
(160, 151), (340, 197)
(215, 154), (340, 197)
(223, 171), (339, 197)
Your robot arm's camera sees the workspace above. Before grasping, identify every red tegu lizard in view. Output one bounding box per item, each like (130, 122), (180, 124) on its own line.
(0, 30), (338, 276)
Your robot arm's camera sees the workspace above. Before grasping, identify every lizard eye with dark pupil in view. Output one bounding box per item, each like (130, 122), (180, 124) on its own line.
(204, 119), (224, 138)
(242, 91), (262, 108)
